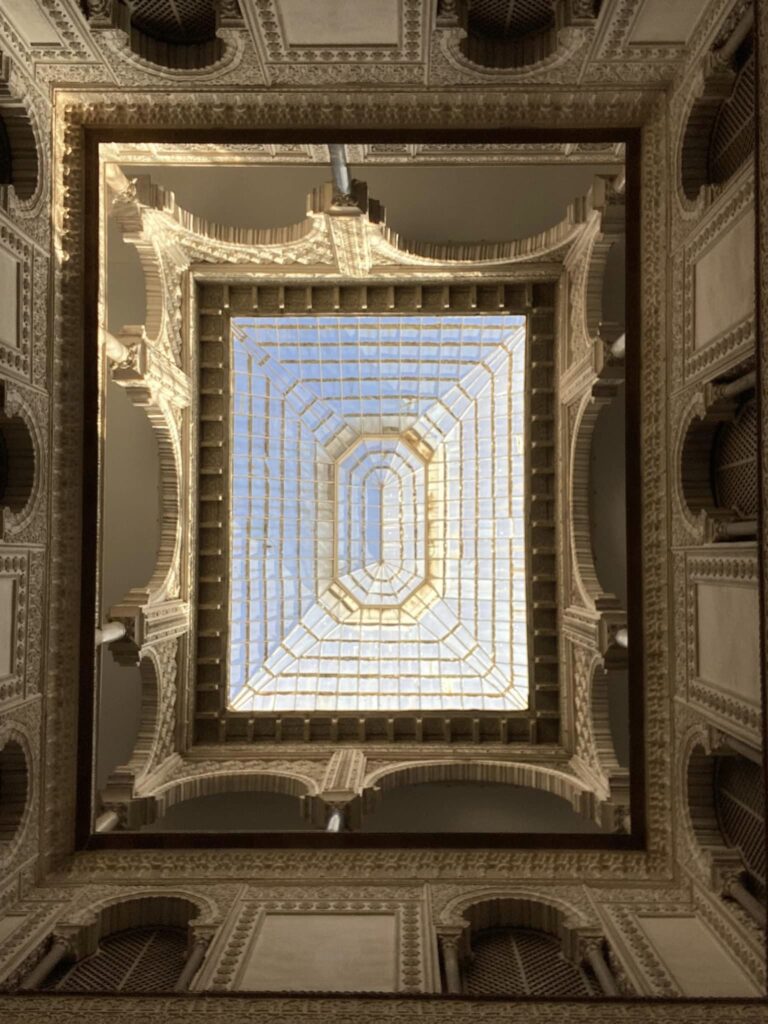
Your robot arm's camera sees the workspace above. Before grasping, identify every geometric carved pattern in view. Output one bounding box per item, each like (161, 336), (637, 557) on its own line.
(716, 756), (766, 898)
(47, 926), (187, 992)
(714, 397), (758, 517)
(464, 927), (598, 996)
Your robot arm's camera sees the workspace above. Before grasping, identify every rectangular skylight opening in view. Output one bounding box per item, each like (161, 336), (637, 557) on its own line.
(226, 315), (529, 713)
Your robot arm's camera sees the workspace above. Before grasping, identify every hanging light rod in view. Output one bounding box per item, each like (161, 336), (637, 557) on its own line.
(328, 143), (351, 196)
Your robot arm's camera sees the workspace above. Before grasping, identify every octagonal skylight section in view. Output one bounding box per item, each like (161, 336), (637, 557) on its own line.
(228, 315), (529, 712)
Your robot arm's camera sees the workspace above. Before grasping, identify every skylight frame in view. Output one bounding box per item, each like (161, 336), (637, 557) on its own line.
(192, 278), (558, 746)
(225, 314), (530, 714)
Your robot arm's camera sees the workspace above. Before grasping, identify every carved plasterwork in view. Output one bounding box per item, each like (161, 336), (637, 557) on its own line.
(0, 550), (43, 708)
(430, 24), (592, 87)
(0, 697), (41, 878)
(201, 884), (430, 993)
(0, 995), (766, 1022)
(670, 165), (756, 393)
(0, 382), (49, 548)
(676, 549), (761, 745)
(0, 217), (32, 383)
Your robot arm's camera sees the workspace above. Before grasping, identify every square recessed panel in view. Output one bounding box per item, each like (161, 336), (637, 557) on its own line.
(276, 0), (400, 47)
(228, 315), (529, 713)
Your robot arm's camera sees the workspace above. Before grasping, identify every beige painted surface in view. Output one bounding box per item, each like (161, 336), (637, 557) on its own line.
(629, 0), (705, 43)
(696, 582), (760, 704)
(638, 915), (761, 996)
(240, 913), (398, 992)
(694, 207), (755, 349)
(0, 249), (19, 349)
(277, 0), (399, 46)
(2, 0), (60, 44)
(0, 576), (16, 678)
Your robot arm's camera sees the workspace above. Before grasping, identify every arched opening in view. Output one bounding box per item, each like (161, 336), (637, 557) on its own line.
(0, 105), (40, 201)
(41, 896), (200, 993)
(446, 898), (612, 996)
(0, 738), (28, 849)
(680, 28), (754, 202)
(679, 384), (757, 538)
(43, 925), (188, 992)
(715, 756), (765, 904)
(460, 0), (557, 69)
(144, 790), (310, 831)
(0, 408), (34, 516)
(589, 385), (626, 605)
(359, 782), (603, 833)
(464, 927), (598, 996)
(86, 0), (225, 70)
(686, 741), (765, 923)
(713, 397), (758, 521)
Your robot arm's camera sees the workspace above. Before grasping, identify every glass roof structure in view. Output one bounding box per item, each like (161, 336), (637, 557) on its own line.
(228, 315), (529, 712)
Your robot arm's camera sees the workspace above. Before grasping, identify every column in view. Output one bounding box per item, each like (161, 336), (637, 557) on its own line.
(326, 807), (344, 832)
(437, 930), (463, 995)
(174, 937), (209, 992)
(585, 940), (619, 996)
(19, 936), (70, 990)
(94, 809), (119, 833)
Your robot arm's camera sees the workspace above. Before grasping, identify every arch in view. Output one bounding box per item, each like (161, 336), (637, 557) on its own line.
(0, 102), (40, 202)
(459, 0), (556, 70)
(104, 649), (161, 787)
(678, 725), (743, 886)
(713, 397), (758, 519)
(678, 34), (754, 211)
(0, 727), (31, 860)
(0, 384), (43, 540)
(47, 924), (188, 993)
(359, 760), (599, 824)
(151, 769), (321, 825)
(63, 890), (219, 934)
(442, 890), (590, 934)
(569, 386), (622, 609)
(86, 1), (251, 78)
(675, 384), (756, 541)
(109, 386), (182, 608)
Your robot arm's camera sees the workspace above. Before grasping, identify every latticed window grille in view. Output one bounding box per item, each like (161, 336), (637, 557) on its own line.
(463, 928), (599, 996)
(463, 0), (557, 68)
(46, 927), (188, 992)
(128, 0), (217, 43)
(467, 0), (554, 37)
(714, 398), (758, 518)
(709, 49), (755, 186)
(716, 757), (766, 900)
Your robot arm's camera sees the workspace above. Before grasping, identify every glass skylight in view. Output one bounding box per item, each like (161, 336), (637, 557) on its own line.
(228, 315), (529, 712)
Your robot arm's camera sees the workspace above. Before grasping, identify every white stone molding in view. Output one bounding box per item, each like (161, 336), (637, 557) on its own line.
(0, 381), (48, 547)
